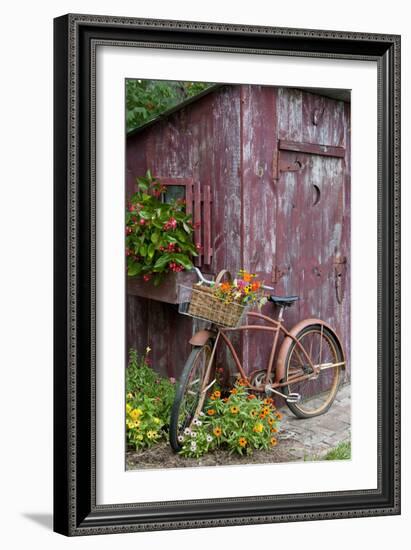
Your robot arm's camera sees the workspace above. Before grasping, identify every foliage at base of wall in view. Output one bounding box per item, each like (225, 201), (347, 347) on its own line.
(126, 348), (176, 450)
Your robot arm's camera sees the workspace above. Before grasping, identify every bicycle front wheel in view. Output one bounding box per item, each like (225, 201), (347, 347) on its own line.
(169, 340), (214, 452)
(283, 325), (343, 418)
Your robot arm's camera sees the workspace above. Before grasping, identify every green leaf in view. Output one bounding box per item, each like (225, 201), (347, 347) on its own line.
(147, 243), (155, 260)
(139, 244), (147, 257)
(153, 253), (173, 270)
(128, 262), (142, 277)
(139, 210), (151, 219)
(150, 232), (160, 244)
(136, 179), (149, 191)
(183, 222), (192, 233)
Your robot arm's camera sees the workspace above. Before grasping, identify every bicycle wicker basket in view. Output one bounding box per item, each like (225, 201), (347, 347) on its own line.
(178, 270), (248, 328)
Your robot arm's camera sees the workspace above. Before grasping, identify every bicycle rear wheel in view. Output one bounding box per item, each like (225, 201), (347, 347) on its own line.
(282, 325), (343, 418)
(169, 340), (214, 452)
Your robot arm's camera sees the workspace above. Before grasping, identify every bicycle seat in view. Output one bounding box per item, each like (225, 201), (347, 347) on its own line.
(268, 295), (299, 307)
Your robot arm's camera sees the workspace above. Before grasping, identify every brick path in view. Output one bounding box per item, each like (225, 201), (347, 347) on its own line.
(277, 382), (351, 460)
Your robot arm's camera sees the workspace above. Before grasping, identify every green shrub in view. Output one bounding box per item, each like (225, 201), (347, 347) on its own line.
(126, 348), (176, 450)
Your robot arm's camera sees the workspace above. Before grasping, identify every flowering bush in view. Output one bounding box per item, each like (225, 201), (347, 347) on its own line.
(178, 381), (282, 458)
(126, 171), (198, 285)
(212, 269), (267, 307)
(126, 348), (176, 450)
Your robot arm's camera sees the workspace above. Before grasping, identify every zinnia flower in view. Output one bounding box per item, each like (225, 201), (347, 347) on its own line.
(207, 409), (216, 416)
(213, 427), (222, 437)
(239, 437), (247, 447)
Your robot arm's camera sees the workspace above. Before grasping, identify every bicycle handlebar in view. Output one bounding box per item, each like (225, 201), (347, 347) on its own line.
(192, 267), (274, 291)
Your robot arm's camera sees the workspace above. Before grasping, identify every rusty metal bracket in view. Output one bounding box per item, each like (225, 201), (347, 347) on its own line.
(273, 146), (304, 181)
(334, 255), (347, 304)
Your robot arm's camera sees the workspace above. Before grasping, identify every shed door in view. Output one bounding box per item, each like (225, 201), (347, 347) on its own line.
(274, 142), (348, 328)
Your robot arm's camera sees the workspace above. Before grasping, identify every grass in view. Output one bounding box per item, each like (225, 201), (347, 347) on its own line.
(323, 441), (351, 460)
(305, 440), (351, 462)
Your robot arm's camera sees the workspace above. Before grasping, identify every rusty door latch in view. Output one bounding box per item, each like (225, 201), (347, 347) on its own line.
(334, 255), (347, 304)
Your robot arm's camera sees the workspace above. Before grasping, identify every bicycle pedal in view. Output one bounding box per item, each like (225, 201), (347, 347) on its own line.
(286, 393), (301, 403)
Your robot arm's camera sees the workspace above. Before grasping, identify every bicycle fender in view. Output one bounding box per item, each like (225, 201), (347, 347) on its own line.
(275, 318), (346, 383)
(189, 329), (215, 346)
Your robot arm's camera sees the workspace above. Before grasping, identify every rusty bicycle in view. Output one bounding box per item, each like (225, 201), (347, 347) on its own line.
(169, 268), (346, 452)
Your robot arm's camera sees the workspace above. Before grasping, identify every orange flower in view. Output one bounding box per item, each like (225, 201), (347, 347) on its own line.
(207, 409), (216, 416)
(247, 394), (256, 400)
(220, 282), (232, 292)
(213, 390), (221, 399)
(264, 398), (273, 405)
(239, 437), (247, 447)
(259, 412), (266, 419)
(230, 406), (239, 415)
(210, 395), (217, 401)
(262, 406), (271, 415)
(237, 378), (248, 386)
(271, 427), (278, 433)
(276, 412), (283, 420)
(222, 397), (229, 403)
(230, 388), (238, 395)
(213, 427), (222, 437)
(267, 417), (274, 426)
(251, 281), (261, 291)
(270, 437), (278, 446)
(243, 273), (252, 282)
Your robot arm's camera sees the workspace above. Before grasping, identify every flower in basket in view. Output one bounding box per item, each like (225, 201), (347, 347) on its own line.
(125, 170), (198, 286)
(213, 270), (267, 308)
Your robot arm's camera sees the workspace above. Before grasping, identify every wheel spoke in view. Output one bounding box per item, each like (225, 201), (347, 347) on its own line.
(285, 327), (341, 416)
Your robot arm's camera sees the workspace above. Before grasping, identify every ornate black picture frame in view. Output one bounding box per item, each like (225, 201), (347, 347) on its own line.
(53, 14), (400, 536)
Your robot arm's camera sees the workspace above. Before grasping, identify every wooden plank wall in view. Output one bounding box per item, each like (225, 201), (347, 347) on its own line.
(125, 85), (351, 384)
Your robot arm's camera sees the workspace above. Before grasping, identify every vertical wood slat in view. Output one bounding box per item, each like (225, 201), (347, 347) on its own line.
(203, 184), (212, 265)
(194, 180), (202, 266)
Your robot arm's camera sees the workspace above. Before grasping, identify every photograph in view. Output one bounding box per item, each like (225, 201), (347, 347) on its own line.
(124, 79), (351, 471)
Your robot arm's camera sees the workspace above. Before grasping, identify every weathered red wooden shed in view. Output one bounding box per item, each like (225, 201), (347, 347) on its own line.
(126, 84), (351, 382)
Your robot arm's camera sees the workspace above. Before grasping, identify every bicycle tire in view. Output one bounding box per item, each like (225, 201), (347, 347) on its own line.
(282, 324), (343, 419)
(169, 340), (214, 452)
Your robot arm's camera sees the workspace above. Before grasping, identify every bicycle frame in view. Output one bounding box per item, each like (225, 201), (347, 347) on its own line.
(195, 308), (345, 397)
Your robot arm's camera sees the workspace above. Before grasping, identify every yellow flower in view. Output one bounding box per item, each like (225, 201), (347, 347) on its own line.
(239, 437), (247, 447)
(136, 434), (143, 441)
(250, 410), (257, 417)
(230, 406), (239, 415)
(146, 430), (158, 439)
(253, 423), (264, 433)
(126, 392), (134, 399)
(213, 427), (222, 437)
(270, 437), (278, 446)
(130, 408), (142, 420)
(126, 403), (132, 413)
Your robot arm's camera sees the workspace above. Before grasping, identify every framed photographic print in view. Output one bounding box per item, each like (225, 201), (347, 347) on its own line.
(53, 14), (401, 536)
